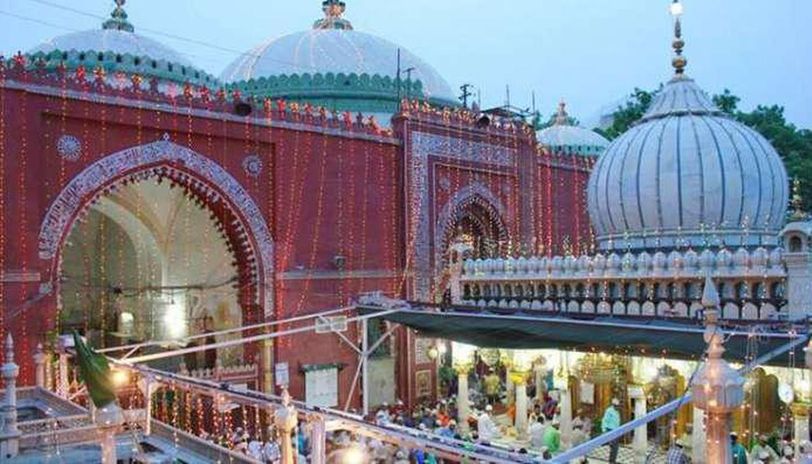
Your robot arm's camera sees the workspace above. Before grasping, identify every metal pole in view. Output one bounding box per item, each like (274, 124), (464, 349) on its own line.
(361, 317), (369, 417)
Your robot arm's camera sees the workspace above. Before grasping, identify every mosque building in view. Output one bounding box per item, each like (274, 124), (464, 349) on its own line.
(1, 0), (806, 462)
(0, 0), (596, 409)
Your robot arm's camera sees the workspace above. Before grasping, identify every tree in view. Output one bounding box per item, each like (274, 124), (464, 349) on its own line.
(598, 87), (812, 212)
(594, 87), (659, 140)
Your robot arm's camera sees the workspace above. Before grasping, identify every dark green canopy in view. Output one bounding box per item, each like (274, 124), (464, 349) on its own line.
(358, 304), (807, 366)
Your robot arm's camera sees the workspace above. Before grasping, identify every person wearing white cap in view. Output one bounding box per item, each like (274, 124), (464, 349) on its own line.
(601, 398), (621, 463)
(477, 404), (501, 443)
(751, 434), (780, 463)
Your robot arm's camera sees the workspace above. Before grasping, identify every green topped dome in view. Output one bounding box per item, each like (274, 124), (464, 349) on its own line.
(26, 0), (217, 87)
(222, 1), (458, 118)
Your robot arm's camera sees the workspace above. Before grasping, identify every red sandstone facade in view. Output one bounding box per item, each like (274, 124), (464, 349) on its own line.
(0, 60), (593, 408)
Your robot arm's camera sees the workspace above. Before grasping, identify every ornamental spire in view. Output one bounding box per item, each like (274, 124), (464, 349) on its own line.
(313, 0), (354, 30)
(790, 177), (808, 221)
(554, 100), (569, 126)
(670, 0), (686, 76)
(102, 0), (135, 33)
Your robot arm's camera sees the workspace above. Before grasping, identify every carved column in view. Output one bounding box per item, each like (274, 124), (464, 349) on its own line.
(308, 414), (326, 464)
(511, 371), (529, 440)
(0, 335), (21, 460)
(690, 276), (744, 464)
(33, 343), (46, 388)
(628, 385), (647, 463)
(456, 365), (472, 433)
(559, 386), (573, 449)
(792, 402), (810, 459)
(692, 406), (706, 463)
(96, 403), (124, 464)
(275, 388), (299, 464)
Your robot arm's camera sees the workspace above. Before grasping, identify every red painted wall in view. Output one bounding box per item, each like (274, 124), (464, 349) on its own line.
(0, 68), (593, 410)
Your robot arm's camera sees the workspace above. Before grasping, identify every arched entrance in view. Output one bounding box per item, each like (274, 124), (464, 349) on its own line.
(434, 183), (509, 268)
(38, 138), (273, 360)
(433, 183), (509, 301)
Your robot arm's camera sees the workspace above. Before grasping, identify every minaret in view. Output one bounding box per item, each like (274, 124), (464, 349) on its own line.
(0, 335), (21, 460)
(102, 0), (135, 32)
(313, 0), (354, 30)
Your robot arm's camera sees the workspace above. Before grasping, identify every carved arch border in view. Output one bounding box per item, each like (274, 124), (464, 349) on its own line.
(38, 138), (275, 314)
(433, 182), (510, 271)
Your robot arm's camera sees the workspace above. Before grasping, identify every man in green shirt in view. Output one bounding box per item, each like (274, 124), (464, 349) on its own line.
(542, 420), (561, 454)
(731, 432), (748, 464)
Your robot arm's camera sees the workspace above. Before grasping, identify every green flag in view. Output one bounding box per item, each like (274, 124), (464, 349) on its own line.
(72, 331), (117, 408)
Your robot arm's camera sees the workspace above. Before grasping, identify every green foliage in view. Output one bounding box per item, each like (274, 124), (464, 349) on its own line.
(595, 87), (659, 140)
(600, 86), (812, 212)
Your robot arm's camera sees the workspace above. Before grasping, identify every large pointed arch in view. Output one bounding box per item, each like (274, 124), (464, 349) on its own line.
(38, 137), (274, 314)
(433, 182), (509, 270)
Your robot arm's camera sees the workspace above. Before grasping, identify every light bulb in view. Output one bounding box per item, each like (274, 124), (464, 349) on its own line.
(670, 1), (684, 17)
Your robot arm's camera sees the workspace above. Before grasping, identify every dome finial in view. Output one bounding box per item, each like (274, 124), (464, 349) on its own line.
(314, 0), (354, 30)
(554, 100), (569, 126)
(102, 0), (134, 33)
(791, 177), (808, 221)
(670, 0), (687, 76)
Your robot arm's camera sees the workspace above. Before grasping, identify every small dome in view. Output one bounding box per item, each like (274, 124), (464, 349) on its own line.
(221, 1), (457, 113)
(31, 31), (192, 68)
(537, 102), (609, 156)
(27, 1), (214, 87)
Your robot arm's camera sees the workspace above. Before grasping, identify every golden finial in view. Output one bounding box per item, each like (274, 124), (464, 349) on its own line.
(791, 177), (807, 220)
(314, 0), (353, 30)
(554, 100), (569, 126)
(670, 0), (686, 76)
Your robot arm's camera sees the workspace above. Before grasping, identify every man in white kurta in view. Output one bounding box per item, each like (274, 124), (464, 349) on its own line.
(477, 405), (501, 443)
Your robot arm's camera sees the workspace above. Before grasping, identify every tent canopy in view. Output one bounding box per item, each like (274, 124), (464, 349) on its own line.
(358, 303), (808, 365)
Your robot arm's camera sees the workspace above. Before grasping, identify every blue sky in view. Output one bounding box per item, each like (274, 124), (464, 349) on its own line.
(2, 0), (810, 128)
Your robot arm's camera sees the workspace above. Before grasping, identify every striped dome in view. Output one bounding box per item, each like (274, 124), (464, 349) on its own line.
(587, 76), (788, 251)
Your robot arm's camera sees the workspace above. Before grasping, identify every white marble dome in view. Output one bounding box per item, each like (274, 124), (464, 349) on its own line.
(220, 2), (456, 105)
(30, 29), (192, 67)
(26, 1), (214, 86)
(537, 102), (609, 156)
(588, 76), (788, 251)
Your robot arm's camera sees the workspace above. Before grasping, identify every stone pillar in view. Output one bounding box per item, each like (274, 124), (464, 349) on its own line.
(262, 339), (274, 393)
(559, 387), (573, 449)
(96, 403), (124, 464)
(511, 371), (529, 440)
(33, 343), (46, 388)
(628, 385), (647, 463)
(792, 403), (810, 459)
(534, 366), (546, 403)
(690, 276), (744, 464)
(308, 414), (326, 464)
(58, 349), (69, 398)
(0, 335), (21, 460)
(448, 241), (474, 304)
(275, 388), (299, 464)
(456, 366), (471, 433)
(692, 406), (706, 463)
(138, 375), (157, 436)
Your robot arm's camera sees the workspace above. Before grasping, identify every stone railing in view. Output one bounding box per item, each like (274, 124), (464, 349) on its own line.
(453, 247), (789, 321)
